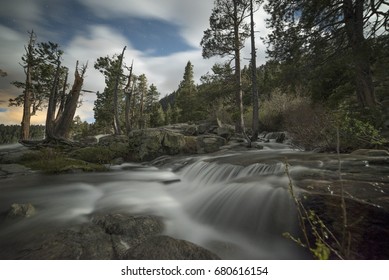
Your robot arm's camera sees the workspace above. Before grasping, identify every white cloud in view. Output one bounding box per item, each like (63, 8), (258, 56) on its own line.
(0, 0), (270, 124)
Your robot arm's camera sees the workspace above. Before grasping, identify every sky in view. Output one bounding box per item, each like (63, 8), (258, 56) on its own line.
(0, 0), (270, 125)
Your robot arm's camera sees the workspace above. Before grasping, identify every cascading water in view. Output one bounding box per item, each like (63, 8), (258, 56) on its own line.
(0, 145), (310, 259)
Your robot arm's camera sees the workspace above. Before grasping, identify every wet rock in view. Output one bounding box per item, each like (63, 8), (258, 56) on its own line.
(92, 213), (163, 238)
(91, 213), (164, 259)
(123, 235), (221, 260)
(0, 164), (31, 177)
(20, 224), (114, 260)
(265, 132), (287, 143)
(6, 203), (36, 219)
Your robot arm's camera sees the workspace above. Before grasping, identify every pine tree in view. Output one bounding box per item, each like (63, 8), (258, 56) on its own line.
(201, 0), (252, 133)
(94, 54), (126, 132)
(176, 61), (198, 122)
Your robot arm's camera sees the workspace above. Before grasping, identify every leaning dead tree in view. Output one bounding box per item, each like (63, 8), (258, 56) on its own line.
(112, 46), (126, 135)
(20, 31), (36, 140)
(45, 61), (87, 142)
(124, 59), (134, 134)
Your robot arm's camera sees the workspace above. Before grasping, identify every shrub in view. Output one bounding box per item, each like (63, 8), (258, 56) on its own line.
(259, 88), (308, 131)
(283, 100), (387, 151)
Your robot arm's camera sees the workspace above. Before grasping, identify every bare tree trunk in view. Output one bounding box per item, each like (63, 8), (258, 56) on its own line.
(113, 46), (126, 135)
(250, 0), (259, 141)
(55, 69), (68, 123)
(45, 59), (61, 139)
(53, 61), (86, 139)
(233, 0), (245, 134)
(125, 60), (134, 134)
(139, 87), (145, 129)
(20, 31), (35, 140)
(343, 0), (376, 109)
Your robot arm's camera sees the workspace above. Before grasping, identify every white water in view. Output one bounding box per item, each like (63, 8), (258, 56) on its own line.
(0, 148), (310, 259)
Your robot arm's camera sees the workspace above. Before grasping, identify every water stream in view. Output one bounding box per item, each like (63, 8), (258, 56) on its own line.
(1, 143), (388, 259)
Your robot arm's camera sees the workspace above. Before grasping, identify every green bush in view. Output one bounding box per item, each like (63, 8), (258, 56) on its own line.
(259, 88), (309, 131)
(283, 100), (387, 151)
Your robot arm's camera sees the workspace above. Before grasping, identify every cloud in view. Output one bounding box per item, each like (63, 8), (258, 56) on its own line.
(0, 0), (270, 125)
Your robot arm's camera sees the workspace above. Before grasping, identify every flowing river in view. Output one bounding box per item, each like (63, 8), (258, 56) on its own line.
(1, 143), (388, 259)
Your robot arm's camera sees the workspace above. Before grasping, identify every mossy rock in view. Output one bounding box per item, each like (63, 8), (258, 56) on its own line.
(69, 147), (116, 164)
(20, 148), (107, 174)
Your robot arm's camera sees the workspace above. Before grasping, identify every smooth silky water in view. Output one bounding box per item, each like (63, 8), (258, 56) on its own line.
(4, 143), (371, 259)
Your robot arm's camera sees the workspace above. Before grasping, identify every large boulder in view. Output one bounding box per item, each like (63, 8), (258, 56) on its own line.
(196, 135), (227, 154)
(20, 224), (114, 260)
(92, 213), (164, 259)
(128, 128), (229, 161)
(123, 235), (221, 260)
(3, 212), (220, 260)
(128, 129), (165, 161)
(216, 126), (234, 140)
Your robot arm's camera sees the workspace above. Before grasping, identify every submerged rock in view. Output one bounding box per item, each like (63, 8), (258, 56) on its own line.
(6, 203), (36, 219)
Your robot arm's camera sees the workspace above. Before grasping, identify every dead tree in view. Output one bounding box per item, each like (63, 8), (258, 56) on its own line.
(45, 61), (87, 142)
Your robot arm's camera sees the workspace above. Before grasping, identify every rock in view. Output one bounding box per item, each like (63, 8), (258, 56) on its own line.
(20, 224), (114, 260)
(92, 213), (164, 259)
(99, 135), (129, 146)
(351, 149), (389, 157)
(79, 136), (98, 145)
(128, 129), (165, 161)
(123, 235), (221, 260)
(197, 135), (227, 154)
(92, 213), (163, 238)
(6, 203), (36, 219)
(198, 123), (209, 134)
(265, 132), (287, 143)
(216, 126), (233, 140)
(184, 125), (198, 136)
(129, 128), (227, 161)
(10, 213), (164, 260)
(0, 164), (31, 177)
(252, 142), (264, 150)
(162, 131), (187, 154)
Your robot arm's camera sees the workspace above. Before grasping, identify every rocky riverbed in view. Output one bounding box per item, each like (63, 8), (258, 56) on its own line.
(1, 129), (388, 259)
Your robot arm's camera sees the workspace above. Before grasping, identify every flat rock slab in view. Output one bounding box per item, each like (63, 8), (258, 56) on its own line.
(0, 164), (32, 177)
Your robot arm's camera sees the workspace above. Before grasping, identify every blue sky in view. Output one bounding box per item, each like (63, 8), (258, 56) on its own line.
(0, 0), (269, 124)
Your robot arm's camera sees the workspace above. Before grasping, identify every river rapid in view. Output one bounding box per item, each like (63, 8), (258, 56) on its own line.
(0, 143), (388, 259)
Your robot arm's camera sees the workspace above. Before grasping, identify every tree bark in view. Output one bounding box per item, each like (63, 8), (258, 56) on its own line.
(53, 62), (85, 139)
(45, 59), (61, 139)
(250, 0), (259, 141)
(343, 0), (376, 109)
(233, 0), (245, 134)
(125, 60), (134, 134)
(20, 32), (35, 141)
(113, 46), (126, 135)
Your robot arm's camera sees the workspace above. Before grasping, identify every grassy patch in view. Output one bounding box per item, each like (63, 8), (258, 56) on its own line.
(69, 147), (116, 164)
(20, 148), (107, 174)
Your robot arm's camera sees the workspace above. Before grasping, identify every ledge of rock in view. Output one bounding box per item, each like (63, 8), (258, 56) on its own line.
(123, 235), (221, 260)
